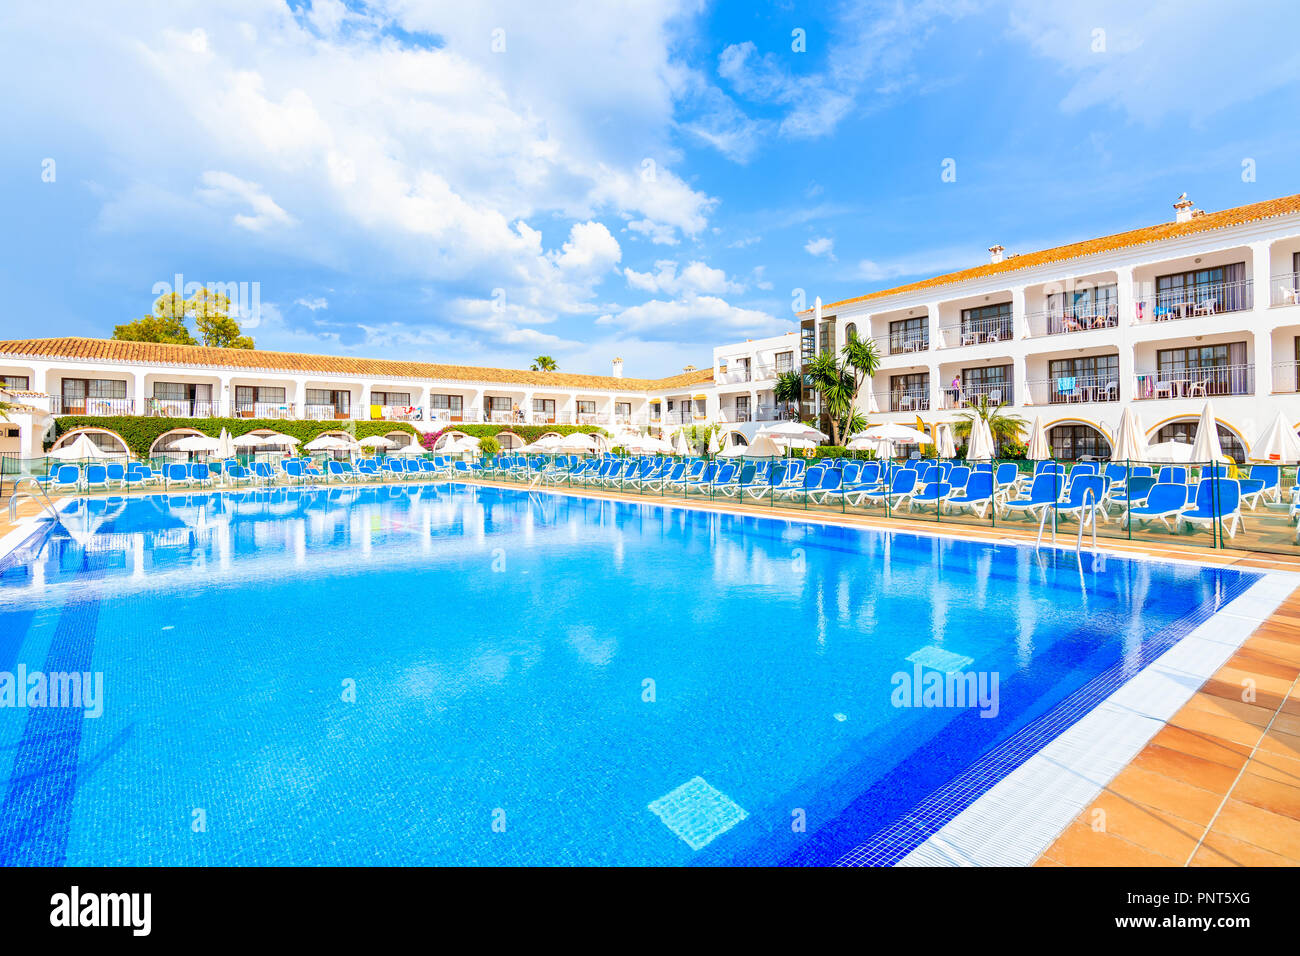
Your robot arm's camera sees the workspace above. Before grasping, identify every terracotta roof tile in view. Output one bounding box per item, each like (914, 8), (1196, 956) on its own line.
(804, 193), (1300, 314)
(0, 337), (714, 392)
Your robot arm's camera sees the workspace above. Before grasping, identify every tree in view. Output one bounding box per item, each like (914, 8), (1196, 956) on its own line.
(112, 313), (198, 345)
(804, 335), (882, 446)
(954, 394), (1028, 452)
(773, 371), (801, 419)
(530, 355), (557, 372)
(116, 287), (255, 349)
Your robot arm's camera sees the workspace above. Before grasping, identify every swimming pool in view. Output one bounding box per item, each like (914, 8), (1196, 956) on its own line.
(0, 484), (1263, 865)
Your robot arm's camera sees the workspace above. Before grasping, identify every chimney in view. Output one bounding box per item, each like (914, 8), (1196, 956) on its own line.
(1173, 195), (1195, 223)
(988, 244), (1005, 264)
(612, 356), (623, 378)
(683, 364), (696, 372)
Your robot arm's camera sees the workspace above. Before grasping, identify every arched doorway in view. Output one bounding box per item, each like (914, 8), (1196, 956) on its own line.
(1152, 420), (1247, 462)
(1047, 422), (1111, 460)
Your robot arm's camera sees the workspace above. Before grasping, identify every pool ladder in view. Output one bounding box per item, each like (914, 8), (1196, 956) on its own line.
(1035, 487), (1099, 555)
(6, 477), (65, 528)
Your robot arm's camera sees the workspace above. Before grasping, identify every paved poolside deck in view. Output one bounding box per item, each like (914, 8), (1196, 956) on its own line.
(3, 478), (1298, 866)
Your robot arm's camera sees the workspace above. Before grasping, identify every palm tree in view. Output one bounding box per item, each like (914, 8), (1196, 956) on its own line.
(803, 335), (882, 445)
(530, 355), (557, 372)
(954, 394), (1027, 452)
(772, 370), (801, 419)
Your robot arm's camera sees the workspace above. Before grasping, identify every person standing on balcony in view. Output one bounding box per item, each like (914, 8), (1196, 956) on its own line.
(949, 375), (962, 407)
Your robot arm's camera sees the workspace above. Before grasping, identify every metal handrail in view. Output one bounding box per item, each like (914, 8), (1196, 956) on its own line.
(1077, 488), (1098, 554)
(7, 476), (64, 526)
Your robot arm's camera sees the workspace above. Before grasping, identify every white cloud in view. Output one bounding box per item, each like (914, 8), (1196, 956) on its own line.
(295, 296), (329, 311)
(804, 236), (835, 260)
(597, 293), (785, 342)
(623, 260), (743, 296)
(197, 170), (295, 231)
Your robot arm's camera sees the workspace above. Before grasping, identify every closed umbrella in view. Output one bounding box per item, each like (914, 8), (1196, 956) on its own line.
(1025, 415), (1050, 461)
(1110, 407), (1147, 462)
(936, 423), (957, 459)
(1250, 411), (1300, 463)
(706, 428), (720, 456)
(215, 427), (236, 459)
(1189, 401), (1229, 463)
(966, 418), (996, 460)
(1146, 441), (1194, 463)
(673, 431), (691, 456)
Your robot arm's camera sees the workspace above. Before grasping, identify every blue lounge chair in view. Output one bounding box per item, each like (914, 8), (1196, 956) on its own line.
(190, 462), (213, 487)
(944, 471), (995, 517)
(847, 468), (915, 508)
(1181, 478), (1242, 538)
(48, 464), (82, 493)
(166, 462), (190, 486)
(82, 464), (109, 491)
(1156, 466), (1188, 485)
(808, 467), (843, 504)
(1108, 476), (1157, 518)
(1001, 472), (1060, 522)
(1238, 465), (1279, 510)
(908, 480), (953, 513)
(327, 460), (355, 482)
(1127, 483), (1188, 531)
(775, 464), (824, 500)
(1054, 474), (1110, 525)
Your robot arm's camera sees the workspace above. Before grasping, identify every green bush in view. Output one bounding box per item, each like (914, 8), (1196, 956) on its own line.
(477, 435), (501, 457)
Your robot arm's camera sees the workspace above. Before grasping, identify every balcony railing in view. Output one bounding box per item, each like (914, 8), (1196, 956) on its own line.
(877, 387), (931, 412)
(1271, 272), (1300, 306)
(938, 318), (1014, 349)
(1025, 376), (1120, 406)
(51, 397), (136, 416)
(1133, 278), (1253, 323)
(938, 381), (1013, 410)
(1273, 361), (1300, 392)
(1025, 304), (1120, 337)
(1133, 364), (1254, 400)
(715, 364), (776, 384)
(887, 333), (929, 355)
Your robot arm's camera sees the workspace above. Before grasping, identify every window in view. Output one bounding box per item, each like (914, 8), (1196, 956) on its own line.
(0, 374), (30, 390)
(889, 317), (927, 353)
(576, 400), (596, 415)
(235, 386), (286, 411)
(736, 357), (750, 380)
(61, 378), (127, 412)
(486, 396), (513, 420)
(844, 322), (858, 342)
(1046, 284), (1119, 332)
(532, 398), (556, 421)
(888, 373), (929, 412)
(1049, 425), (1109, 461)
(614, 402), (632, 420)
(429, 394), (463, 418)
(1156, 342), (1250, 395)
(371, 391), (411, 406)
(1154, 422), (1246, 463)
(1155, 262), (1249, 312)
(775, 351), (794, 373)
(818, 321), (835, 354)
(960, 302), (1012, 342)
(800, 323), (816, 367)
(734, 395), (750, 422)
(961, 365), (1013, 404)
(306, 388), (351, 414)
(1048, 355), (1120, 402)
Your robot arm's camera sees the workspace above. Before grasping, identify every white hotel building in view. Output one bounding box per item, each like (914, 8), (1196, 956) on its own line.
(1, 192), (1298, 462)
(800, 193), (1300, 462)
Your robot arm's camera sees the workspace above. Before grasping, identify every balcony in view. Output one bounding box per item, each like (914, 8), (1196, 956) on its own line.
(938, 381), (1013, 410)
(1273, 361), (1300, 392)
(1025, 304), (1120, 338)
(1133, 364), (1254, 400)
(876, 387), (931, 413)
(715, 364), (776, 385)
(1270, 272), (1300, 306)
(51, 397), (136, 416)
(716, 405), (790, 424)
(1025, 376), (1119, 406)
(1134, 278), (1253, 324)
(886, 333), (929, 356)
(233, 402), (296, 419)
(937, 318), (1014, 350)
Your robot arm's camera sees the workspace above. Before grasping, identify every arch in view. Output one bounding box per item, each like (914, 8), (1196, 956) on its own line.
(494, 430), (524, 451)
(148, 427), (206, 457)
(52, 426), (130, 457)
(382, 429), (413, 449)
(724, 430), (749, 447)
(844, 322), (859, 343)
(1046, 421), (1111, 460)
(1149, 416), (1249, 462)
(433, 430), (467, 450)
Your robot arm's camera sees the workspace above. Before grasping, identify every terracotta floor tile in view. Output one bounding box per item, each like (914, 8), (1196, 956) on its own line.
(1045, 821), (1180, 867)
(1075, 791), (1204, 862)
(1223, 654), (1300, 682)
(1189, 830), (1300, 867)
(1213, 667), (1295, 698)
(1271, 712), (1300, 738)
(1240, 637), (1300, 666)
(1106, 766), (1223, 827)
(1146, 725), (1252, 768)
(1230, 772), (1300, 822)
(1130, 745), (1242, 794)
(1168, 708), (1267, 749)
(1183, 693), (1275, 728)
(1240, 749), (1300, 787)
(1212, 800), (1300, 860)
(1258, 730), (1300, 762)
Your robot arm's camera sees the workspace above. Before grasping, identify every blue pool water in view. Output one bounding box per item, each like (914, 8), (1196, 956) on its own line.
(0, 484), (1257, 866)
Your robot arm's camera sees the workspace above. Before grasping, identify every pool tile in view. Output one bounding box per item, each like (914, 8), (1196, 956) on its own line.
(648, 777), (748, 851)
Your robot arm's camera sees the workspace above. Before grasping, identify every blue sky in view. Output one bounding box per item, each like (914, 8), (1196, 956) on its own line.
(2, 0), (1298, 376)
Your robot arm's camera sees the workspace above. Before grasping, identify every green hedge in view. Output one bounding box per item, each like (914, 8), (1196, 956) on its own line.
(52, 416), (422, 458)
(423, 423), (609, 443)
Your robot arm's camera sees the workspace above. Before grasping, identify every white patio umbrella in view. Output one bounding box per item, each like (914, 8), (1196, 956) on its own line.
(232, 432), (272, 448)
(742, 434), (783, 457)
(48, 433), (116, 459)
(717, 441), (749, 457)
(935, 422), (957, 459)
(439, 436), (481, 455)
(673, 430), (692, 456)
(852, 422), (931, 446)
(706, 427), (720, 456)
(629, 434), (675, 454)
(171, 434), (222, 454)
(557, 433), (598, 454)
(757, 420), (828, 443)
(1110, 407), (1148, 462)
(215, 427), (236, 459)
(1189, 401), (1230, 462)
(519, 434), (564, 453)
(260, 432), (301, 447)
(966, 418), (996, 460)
(1025, 415), (1051, 461)
(305, 434), (356, 452)
(1145, 440), (1194, 463)
(1250, 410), (1300, 463)
(359, 435), (396, 449)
